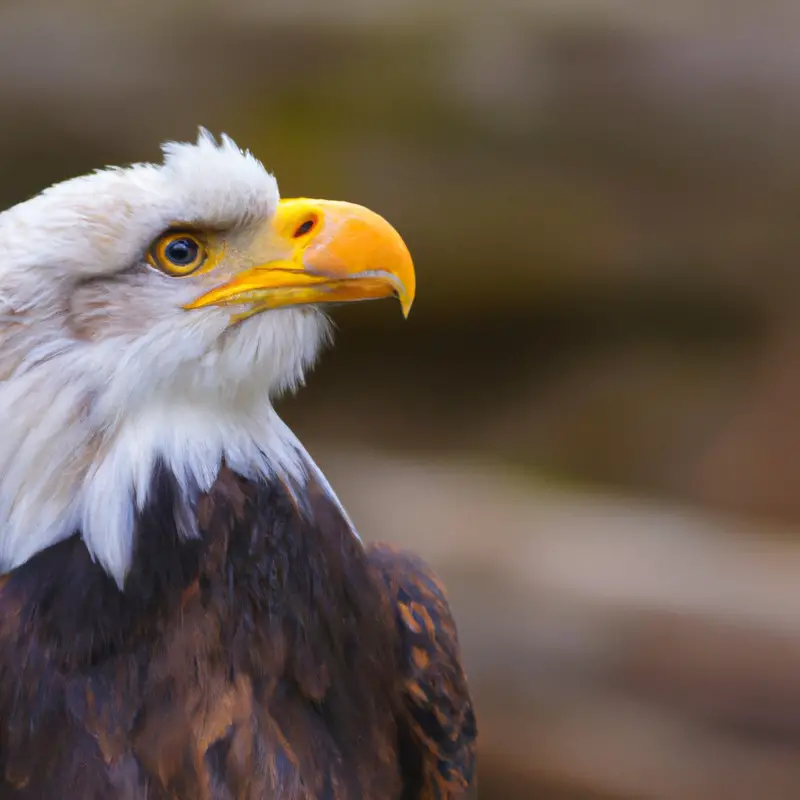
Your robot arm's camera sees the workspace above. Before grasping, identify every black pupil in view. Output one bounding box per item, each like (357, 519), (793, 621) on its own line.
(165, 238), (197, 266)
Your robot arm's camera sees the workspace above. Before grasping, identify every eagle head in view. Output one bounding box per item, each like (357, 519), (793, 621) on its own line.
(0, 130), (415, 586)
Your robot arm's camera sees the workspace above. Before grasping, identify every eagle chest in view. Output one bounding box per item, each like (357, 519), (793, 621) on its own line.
(0, 470), (406, 799)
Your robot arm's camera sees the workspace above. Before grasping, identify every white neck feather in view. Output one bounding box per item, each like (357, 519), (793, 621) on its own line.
(0, 377), (359, 589)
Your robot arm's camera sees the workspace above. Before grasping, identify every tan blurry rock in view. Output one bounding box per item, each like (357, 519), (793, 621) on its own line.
(312, 447), (800, 798)
(0, 2), (799, 310)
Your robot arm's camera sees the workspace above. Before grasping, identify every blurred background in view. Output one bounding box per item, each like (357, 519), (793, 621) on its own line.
(4, 0), (800, 796)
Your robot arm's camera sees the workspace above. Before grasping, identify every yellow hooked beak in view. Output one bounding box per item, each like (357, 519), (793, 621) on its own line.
(184, 198), (415, 319)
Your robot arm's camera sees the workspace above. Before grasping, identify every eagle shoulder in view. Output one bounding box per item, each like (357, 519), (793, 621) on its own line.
(367, 543), (477, 799)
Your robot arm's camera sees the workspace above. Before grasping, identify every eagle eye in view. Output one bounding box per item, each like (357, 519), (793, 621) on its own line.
(148, 232), (207, 276)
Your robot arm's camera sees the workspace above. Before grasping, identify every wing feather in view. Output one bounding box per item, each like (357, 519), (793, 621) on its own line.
(367, 543), (477, 799)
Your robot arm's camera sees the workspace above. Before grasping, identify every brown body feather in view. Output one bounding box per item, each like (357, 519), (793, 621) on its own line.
(0, 464), (476, 799)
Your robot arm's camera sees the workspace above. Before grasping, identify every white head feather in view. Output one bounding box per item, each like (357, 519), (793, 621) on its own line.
(0, 130), (356, 587)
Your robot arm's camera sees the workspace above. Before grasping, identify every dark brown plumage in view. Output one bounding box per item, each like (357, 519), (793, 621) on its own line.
(0, 464), (476, 799)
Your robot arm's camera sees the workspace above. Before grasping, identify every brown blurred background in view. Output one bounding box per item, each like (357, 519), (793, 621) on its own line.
(4, 1), (800, 796)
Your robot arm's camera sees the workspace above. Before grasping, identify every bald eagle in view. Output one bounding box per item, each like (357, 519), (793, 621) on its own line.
(0, 131), (476, 799)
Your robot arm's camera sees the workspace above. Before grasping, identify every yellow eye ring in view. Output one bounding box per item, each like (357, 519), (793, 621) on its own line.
(147, 232), (207, 276)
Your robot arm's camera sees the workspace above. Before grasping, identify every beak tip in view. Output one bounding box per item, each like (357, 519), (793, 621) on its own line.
(398, 288), (414, 319)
